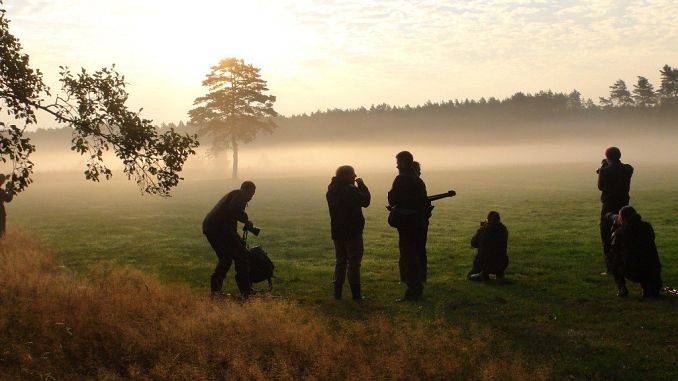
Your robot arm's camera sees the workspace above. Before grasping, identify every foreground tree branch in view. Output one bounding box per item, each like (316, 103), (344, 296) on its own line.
(0, 1), (198, 196)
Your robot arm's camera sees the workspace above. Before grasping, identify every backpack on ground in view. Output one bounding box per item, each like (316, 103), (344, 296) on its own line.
(248, 245), (275, 290)
(242, 229), (275, 290)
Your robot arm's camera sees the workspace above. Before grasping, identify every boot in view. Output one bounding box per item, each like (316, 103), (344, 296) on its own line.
(235, 277), (253, 300)
(333, 282), (343, 300)
(210, 274), (223, 295)
(397, 282), (422, 302)
(350, 284), (363, 301)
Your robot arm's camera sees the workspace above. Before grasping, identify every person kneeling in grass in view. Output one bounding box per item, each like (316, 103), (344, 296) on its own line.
(610, 206), (662, 298)
(468, 211), (508, 281)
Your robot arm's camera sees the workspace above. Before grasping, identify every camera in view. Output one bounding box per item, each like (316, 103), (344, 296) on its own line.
(596, 159), (608, 174)
(244, 225), (261, 236)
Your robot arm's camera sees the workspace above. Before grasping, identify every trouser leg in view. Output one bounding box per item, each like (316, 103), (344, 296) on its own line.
(205, 233), (233, 294)
(419, 222), (429, 283)
(398, 227), (422, 300)
(333, 240), (348, 298)
(345, 236), (364, 286)
(469, 253), (482, 277)
(600, 206), (615, 272)
(333, 240), (348, 286)
(0, 214), (6, 238)
(346, 236), (364, 299)
(613, 272), (627, 291)
(211, 256), (232, 293)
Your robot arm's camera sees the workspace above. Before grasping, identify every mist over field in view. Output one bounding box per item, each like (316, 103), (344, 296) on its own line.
(22, 132), (678, 181)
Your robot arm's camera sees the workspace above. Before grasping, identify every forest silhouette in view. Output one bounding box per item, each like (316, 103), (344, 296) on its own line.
(29, 64), (678, 149)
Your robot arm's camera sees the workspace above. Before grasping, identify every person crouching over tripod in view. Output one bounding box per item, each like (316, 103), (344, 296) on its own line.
(326, 165), (371, 300)
(468, 211), (509, 281)
(202, 181), (256, 299)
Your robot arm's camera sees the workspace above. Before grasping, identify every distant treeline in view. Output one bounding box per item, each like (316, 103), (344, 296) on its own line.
(29, 65), (678, 148)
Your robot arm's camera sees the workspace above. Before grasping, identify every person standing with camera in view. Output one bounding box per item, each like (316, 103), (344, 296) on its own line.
(326, 165), (371, 300)
(202, 181), (257, 298)
(597, 147), (634, 273)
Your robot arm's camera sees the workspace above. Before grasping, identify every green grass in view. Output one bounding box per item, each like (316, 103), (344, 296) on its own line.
(10, 163), (678, 380)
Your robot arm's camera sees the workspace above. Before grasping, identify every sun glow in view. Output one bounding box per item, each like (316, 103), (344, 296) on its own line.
(138, 2), (310, 78)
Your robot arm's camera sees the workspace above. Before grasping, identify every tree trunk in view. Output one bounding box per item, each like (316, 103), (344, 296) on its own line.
(231, 138), (239, 179)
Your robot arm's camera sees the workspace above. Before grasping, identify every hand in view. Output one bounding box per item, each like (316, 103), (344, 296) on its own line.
(355, 177), (364, 185)
(244, 221), (254, 230)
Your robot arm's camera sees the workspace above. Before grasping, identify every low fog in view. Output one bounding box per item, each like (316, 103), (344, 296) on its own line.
(19, 133), (678, 182)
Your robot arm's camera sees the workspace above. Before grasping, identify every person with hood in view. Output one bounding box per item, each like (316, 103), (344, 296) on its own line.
(326, 165), (371, 300)
(597, 147), (633, 272)
(202, 181), (257, 298)
(0, 174), (14, 238)
(468, 211), (509, 281)
(610, 206), (662, 298)
(388, 151), (428, 301)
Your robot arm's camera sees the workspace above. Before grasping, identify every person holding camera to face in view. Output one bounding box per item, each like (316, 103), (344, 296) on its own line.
(468, 211), (509, 281)
(202, 181), (257, 298)
(326, 165), (371, 300)
(597, 147), (633, 273)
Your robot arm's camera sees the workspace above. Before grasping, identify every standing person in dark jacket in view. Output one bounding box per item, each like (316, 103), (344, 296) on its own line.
(202, 181), (257, 298)
(610, 206), (663, 298)
(597, 147), (633, 272)
(388, 151), (428, 302)
(468, 211), (509, 281)
(326, 165), (371, 300)
(0, 174), (14, 238)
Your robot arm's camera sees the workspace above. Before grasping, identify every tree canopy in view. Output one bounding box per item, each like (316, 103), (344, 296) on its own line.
(0, 1), (198, 196)
(189, 58), (276, 178)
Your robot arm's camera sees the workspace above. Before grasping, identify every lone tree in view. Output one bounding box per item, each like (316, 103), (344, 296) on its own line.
(189, 58), (277, 179)
(0, 1), (199, 196)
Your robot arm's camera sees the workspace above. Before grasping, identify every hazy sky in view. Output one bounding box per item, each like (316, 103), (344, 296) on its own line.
(5, 0), (678, 124)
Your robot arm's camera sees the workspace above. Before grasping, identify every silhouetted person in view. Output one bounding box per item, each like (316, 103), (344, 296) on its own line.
(0, 174), (14, 238)
(202, 181), (256, 298)
(610, 206), (662, 298)
(468, 211), (509, 281)
(413, 161), (431, 283)
(388, 151), (428, 302)
(597, 147), (633, 272)
(326, 165), (371, 300)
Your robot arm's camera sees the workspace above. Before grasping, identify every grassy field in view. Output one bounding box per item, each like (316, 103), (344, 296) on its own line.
(9, 163), (678, 380)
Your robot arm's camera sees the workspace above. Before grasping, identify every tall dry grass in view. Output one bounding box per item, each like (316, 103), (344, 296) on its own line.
(0, 233), (549, 380)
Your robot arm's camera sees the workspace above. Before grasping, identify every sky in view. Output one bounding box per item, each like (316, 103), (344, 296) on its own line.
(5, 0), (678, 124)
